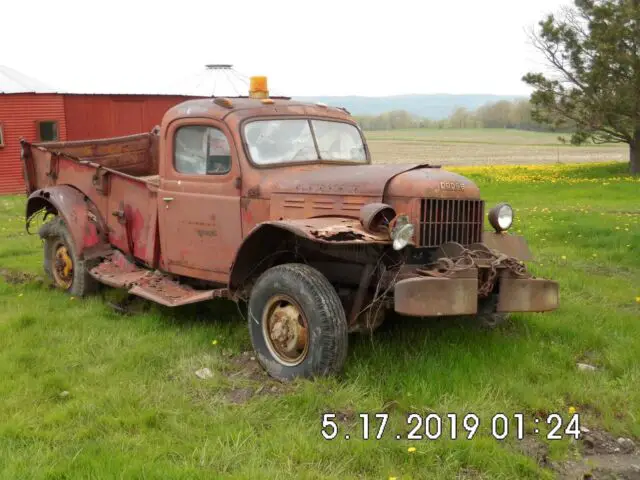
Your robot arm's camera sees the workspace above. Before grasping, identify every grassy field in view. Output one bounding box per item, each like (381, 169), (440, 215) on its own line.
(366, 128), (629, 166)
(1, 161), (639, 479)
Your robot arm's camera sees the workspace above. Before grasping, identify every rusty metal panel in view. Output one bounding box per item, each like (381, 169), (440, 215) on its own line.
(106, 175), (158, 266)
(89, 253), (228, 307)
(37, 132), (157, 177)
(497, 277), (559, 312)
(394, 276), (478, 316)
(0, 94), (67, 195)
(482, 232), (534, 261)
(419, 199), (484, 247)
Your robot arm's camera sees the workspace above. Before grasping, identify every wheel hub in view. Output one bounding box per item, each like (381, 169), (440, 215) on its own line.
(263, 296), (309, 366)
(53, 245), (73, 289)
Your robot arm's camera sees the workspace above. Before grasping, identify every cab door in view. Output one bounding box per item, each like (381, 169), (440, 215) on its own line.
(158, 118), (242, 282)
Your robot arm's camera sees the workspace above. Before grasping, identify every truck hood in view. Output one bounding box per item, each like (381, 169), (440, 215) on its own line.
(256, 163), (480, 200)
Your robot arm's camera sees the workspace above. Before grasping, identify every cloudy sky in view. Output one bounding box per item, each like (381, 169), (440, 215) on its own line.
(2, 0), (569, 97)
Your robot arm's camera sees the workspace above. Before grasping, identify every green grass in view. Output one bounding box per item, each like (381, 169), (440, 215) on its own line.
(0, 163), (639, 479)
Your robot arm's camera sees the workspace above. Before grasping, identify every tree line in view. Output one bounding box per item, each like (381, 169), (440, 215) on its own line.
(355, 0), (639, 174)
(353, 99), (560, 132)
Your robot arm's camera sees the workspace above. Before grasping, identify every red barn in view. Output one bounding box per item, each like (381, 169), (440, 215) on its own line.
(0, 66), (199, 195)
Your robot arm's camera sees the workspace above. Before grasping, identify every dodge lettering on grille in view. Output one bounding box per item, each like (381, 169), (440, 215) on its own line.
(440, 181), (465, 191)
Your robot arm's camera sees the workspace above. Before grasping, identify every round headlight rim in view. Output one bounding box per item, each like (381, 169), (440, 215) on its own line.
(488, 202), (514, 233)
(389, 214), (415, 251)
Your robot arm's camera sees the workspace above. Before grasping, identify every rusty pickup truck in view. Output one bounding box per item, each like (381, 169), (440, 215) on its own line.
(21, 76), (559, 381)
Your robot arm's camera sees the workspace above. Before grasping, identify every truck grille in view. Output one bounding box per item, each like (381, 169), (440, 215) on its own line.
(418, 199), (484, 247)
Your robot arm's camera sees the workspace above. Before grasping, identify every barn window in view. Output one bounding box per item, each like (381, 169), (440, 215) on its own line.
(0, 123), (4, 147)
(36, 120), (59, 142)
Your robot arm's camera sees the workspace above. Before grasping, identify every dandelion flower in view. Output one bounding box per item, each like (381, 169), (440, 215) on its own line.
(18, 293), (23, 297)
(568, 406), (577, 415)
(407, 447), (416, 453)
(636, 297), (640, 304)
(70, 297), (76, 301)
(389, 477), (398, 480)
(212, 339), (218, 345)
(561, 256), (567, 260)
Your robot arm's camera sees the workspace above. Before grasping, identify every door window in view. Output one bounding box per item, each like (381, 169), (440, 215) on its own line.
(174, 126), (231, 175)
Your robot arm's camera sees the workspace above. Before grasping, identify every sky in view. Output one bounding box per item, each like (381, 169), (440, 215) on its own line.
(1, 0), (570, 97)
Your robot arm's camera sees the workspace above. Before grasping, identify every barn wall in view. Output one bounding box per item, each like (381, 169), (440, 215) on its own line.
(0, 94), (67, 195)
(63, 95), (196, 140)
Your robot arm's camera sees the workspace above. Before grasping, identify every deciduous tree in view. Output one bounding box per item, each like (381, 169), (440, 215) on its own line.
(523, 0), (640, 175)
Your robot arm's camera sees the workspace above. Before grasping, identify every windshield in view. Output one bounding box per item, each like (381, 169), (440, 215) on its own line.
(244, 119), (367, 165)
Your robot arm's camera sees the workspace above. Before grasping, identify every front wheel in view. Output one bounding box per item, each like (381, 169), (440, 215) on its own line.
(247, 263), (348, 381)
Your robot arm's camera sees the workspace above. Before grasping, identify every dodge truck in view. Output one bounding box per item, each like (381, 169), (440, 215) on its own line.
(21, 76), (559, 381)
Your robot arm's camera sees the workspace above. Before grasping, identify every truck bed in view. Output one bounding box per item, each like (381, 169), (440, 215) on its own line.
(22, 130), (162, 268)
(23, 130), (160, 192)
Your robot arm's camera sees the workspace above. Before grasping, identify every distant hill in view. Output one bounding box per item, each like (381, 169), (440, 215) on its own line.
(292, 94), (528, 120)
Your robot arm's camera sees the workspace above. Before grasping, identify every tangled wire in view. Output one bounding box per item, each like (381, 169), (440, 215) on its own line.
(416, 246), (532, 297)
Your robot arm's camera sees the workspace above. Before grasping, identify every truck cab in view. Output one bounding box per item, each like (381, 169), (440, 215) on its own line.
(21, 76), (559, 381)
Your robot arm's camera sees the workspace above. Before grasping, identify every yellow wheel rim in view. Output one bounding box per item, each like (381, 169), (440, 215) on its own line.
(262, 294), (309, 366)
(53, 244), (73, 289)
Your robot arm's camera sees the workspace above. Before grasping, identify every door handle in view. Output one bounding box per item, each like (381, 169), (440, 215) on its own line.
(163, 197), (174, 202)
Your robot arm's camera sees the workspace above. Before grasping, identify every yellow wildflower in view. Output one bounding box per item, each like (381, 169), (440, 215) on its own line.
(636, 297), (640, 304)
(212, 339), (218, 345)
(18, 293), (23, 297)
(561, 256), (567, 260)
(407, 447), (416, 453)
(568, 406), (577, 415)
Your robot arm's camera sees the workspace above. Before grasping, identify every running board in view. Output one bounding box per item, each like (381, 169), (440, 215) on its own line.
(89, 252), (227, 307)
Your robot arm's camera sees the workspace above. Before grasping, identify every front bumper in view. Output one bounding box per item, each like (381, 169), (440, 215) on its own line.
(394, 273), (559, 317)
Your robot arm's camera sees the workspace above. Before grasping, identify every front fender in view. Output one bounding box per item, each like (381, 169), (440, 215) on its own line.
(26, 185), (110, 259)
(228, 217), (391, 296)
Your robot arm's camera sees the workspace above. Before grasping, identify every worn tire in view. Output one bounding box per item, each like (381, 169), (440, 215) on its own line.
(39, 216), (99, 297)
(247, 263), (348, 381)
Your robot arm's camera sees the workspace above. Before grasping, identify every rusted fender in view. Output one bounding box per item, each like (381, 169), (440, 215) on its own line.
(228, 217), (392, 295)
(26, 185), (110, 259)
(267, 217), (392, 244)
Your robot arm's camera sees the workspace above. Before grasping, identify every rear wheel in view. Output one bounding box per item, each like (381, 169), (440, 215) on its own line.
(39, 217), (98, 296)
(247, 263), (348, 381)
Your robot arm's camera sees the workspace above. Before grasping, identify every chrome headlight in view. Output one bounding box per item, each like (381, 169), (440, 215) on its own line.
(488, 203), (514, 232)
(390, 214), (415, 251)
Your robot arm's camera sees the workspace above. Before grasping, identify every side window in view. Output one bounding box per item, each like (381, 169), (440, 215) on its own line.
(174, 125), (231, 175)
(0, 123), (4, 147)
(36, 120), (59, 142)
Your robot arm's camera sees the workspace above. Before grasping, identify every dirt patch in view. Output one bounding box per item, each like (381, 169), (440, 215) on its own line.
(556, 454), (640, 480)
(550, 428), (640, 479)
(367, 138), (628, 166)
(226, 387), (255, 405)
(228, 351), (269, 382)
(0, 269), (40, 285)
(222, 352), (292, 405)
(517, 436), (552, 468)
